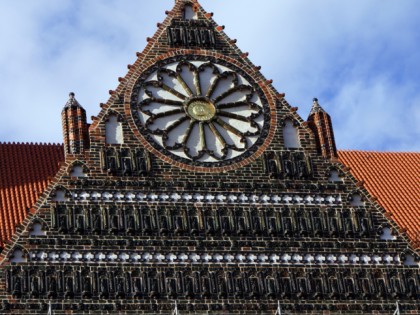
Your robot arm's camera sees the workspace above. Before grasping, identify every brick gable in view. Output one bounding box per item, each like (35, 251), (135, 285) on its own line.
(0, 1), (418, 314)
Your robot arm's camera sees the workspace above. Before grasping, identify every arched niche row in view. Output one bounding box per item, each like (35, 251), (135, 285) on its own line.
(263, 151), (313, 180)
(48, 205), (376, 239)
(101, 147), (152, 177)
(5, 266), (420, 301)
(167, 2), (216, 48)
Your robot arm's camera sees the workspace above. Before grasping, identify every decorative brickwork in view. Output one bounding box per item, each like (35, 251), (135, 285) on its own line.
(62, 93), (90, 156)
(0, 1), (419, 314)
(167, 20), (216, 49)
(307, 98), (338, 159)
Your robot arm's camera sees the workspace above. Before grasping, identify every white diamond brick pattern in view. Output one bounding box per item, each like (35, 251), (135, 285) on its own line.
(28, 250), (408, 266)
(68, 190), (342, 205)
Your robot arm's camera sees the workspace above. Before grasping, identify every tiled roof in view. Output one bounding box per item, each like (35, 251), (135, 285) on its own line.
(339, 150), (420, 247)
(0, 142), (64, 249)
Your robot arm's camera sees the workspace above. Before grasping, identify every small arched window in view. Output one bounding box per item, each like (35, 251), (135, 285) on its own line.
(10, 248), (27, 263)
(52, 189), (67, 202)
(404, 255), (418, 266)
(350, 194), (364, 206)
(29, 222), (46, 236)
(105, 115), (124, 144)
(184, 4), (197, 20)
(379, 227), (396, 241)
(70, 165), (87, 177)
(283, 119), (300, 148)
(328, 170), (342, 182)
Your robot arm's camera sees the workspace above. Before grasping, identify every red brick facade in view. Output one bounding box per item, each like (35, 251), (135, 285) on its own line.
(307, 98), (338, 159)
(62, 93), (90, 156)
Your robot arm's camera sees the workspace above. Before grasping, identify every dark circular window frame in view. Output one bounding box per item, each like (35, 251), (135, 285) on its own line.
(130, 54), (272, 169)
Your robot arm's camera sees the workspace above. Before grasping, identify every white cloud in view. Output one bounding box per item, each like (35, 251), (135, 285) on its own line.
(332, 78), (420, 151)
(0, 0), (419, 151)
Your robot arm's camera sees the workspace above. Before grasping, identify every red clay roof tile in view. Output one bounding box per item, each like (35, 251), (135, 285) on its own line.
(0, 142), (64, 249)
(339, 150), (420, 245)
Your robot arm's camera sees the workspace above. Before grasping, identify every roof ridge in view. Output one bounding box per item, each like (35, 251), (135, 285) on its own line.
(0, 142), (64, 146)
(339, 149), (420, 154)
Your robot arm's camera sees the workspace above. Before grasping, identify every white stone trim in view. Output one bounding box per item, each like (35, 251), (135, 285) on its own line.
(69, 191), (343, 205)
(29, 250), (403, 266)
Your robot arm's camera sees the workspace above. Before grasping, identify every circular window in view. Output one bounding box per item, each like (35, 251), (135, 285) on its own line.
(129, 54), (275, 171)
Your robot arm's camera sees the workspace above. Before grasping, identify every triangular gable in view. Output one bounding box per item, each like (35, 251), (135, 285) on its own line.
(0, 1), (419, 314)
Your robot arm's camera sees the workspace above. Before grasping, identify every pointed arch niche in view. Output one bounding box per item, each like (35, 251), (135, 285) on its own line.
(69, 161), (89, 177)
(328, 170), (342, 182)
(183, 3), (198, 20)
(349, 193), (365, 207)
(379, 227), (397, 241)
(9, 247), (28, 263)
(327, 167), (344, 182)
(282, 118), (301, 149)
(50, 186), (71, 202)
(29, 220), (47, 236)
(105, 113), (124, 144)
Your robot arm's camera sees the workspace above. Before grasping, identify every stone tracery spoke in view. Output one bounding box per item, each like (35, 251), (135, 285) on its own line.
(205, 71), (238, 99)
(208, 122), (228, 160)
(139, 97), (184, 107)
(183, 121), (197, 150)
(184, 126), (206, 160)
(150, 108), (185, 119)
(193, 67), (202, 96)
(199, 123), (207, 153)
(217, 101), (261, 112)
(176, 60), (198, 96)
(145, 109), (185, 133)
(218, 111), (252, 123)
(215, 118), (245, 138)
(175, 73), (194, 97)
(164, 116), (189, 135)
(214, 118), (248, 151)
(213, 85), (253, 104)
(144, 81), (187, 100)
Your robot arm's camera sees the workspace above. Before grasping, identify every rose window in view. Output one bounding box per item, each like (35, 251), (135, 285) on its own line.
(130, 56), (271, 168)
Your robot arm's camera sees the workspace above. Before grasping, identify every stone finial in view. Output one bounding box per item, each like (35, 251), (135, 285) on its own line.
(309, 97), (327, 115)
(64, 92), (82, 109)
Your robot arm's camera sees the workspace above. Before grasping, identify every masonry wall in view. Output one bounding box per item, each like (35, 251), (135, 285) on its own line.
(0, 1), (419, 314)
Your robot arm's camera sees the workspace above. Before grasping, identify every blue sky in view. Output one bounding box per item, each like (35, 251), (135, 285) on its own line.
(0, 0), (419, 151)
